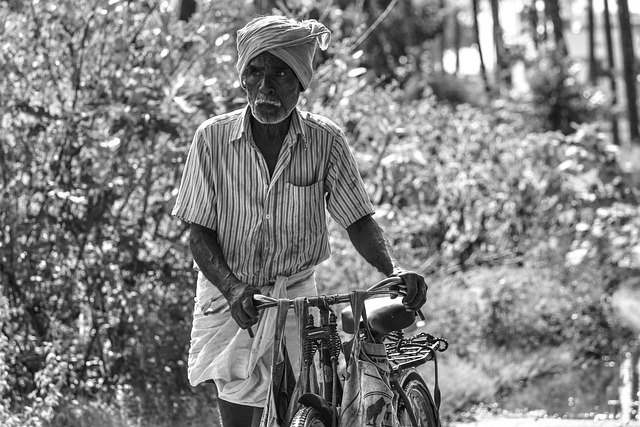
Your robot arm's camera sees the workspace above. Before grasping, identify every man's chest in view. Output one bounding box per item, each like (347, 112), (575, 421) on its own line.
(217, 140), (326, 192)
(213, 141), (328, 243)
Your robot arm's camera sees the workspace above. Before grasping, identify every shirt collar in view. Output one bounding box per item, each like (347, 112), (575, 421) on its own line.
(229, 106), (308, 150)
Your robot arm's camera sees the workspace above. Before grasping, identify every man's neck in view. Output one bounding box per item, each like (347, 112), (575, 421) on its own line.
(250, 113), (292, 145)
(250, 113), (293, 177)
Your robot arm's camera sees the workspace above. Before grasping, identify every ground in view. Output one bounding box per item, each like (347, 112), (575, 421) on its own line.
(450, 415), (640, 427)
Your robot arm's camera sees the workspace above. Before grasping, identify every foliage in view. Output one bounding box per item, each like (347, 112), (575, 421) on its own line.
(426, 74), (489, 106)
(333, 0), (444, 80)
(2, 0), (639, 425)
(0, 0), (243, 425)
(307, 48), (640, 420)
(526, 51), (610, 134)
(421, 261), (631, 421)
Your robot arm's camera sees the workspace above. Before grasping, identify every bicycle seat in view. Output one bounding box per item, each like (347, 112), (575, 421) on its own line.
(341, 296), (416, 334)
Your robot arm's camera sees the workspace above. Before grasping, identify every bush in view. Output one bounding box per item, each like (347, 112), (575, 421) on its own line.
(2, 0), (638, 423)
(0, 1), (235, 424)
(527, 51), (609, 134)
(307, 52), (640, 416)
(423, 262), (630, 420)
(427, 74), (489, 106)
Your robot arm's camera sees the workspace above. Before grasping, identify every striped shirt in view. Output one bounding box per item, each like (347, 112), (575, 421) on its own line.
(172, 106), (374, 287)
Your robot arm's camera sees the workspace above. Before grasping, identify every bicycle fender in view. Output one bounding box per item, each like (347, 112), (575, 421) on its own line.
(298, 392), (333, 425)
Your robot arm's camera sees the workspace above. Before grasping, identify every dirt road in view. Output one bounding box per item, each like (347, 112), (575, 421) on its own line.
(449, 415), (638, 427)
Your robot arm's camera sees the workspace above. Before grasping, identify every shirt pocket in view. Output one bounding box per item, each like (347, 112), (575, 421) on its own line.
(283, 180), (325, 238)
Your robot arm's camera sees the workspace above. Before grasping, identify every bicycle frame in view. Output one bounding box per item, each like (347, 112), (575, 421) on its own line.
(253, 278), (447, 427)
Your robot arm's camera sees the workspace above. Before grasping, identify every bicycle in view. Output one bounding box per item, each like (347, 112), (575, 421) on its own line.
(252, 276), (448, 427)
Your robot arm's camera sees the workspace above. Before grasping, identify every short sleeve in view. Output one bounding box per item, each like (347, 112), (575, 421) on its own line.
(171, 127), (218, 230)
(325, 131), (375, 228)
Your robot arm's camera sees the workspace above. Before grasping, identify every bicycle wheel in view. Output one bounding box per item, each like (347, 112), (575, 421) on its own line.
(396, 371), (439, 427)
(290, 406), (327, 427)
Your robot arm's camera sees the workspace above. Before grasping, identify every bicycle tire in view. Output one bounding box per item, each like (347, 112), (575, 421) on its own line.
(396, 370), (439, 427)
(290, 406), (327, 427)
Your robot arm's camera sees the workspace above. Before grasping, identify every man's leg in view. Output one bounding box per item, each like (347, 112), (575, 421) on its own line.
(251, 407), (264, 427)
(216, 398), (263, 427)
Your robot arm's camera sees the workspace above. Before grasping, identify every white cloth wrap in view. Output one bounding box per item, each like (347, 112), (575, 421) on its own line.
(188, 268), (316, 407)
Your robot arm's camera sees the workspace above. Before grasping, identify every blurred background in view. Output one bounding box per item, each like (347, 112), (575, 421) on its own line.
(2, 0), (640, 425)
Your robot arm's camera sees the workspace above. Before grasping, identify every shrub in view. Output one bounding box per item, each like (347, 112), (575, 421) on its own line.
(427, 74), (489, 106)
(527, 51), (609, 134)
(3, 0), (637, 423)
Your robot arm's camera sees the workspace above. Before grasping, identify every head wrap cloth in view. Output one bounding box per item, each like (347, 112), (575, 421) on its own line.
(236, 16), (331, 91)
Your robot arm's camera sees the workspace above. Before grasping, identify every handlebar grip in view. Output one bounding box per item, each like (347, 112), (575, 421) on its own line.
(252, 294), (277, 310)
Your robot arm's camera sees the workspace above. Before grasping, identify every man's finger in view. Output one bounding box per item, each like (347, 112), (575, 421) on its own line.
(242, 296), (259, 319)
(232, 313), (247, 329)
(403, 275), (428, 311)
(411, 290), (427, 311)
(402, 275), (418, 306)
(234, 306), (252, 328)
(389, 284), (400, 299)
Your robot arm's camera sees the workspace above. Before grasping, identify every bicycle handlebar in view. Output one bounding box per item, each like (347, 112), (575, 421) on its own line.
(252, 276), (407, 311)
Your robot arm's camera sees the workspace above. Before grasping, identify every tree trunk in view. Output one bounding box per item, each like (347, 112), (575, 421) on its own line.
(181, 0), (197, 22)
(255, 0), (277, 13)
(454, 7), (461, 75)
(440, 0), (447, 75)
(617, 0), (640, 142)
(526, 0), (539, 49)
(603, 0), (620, 144)
(543, 0), (568, 55)
(619, 343), (640, 421)
(587, 0), (597, 84)
(472, 0), (490, 92)
(490, 0), (510, 88)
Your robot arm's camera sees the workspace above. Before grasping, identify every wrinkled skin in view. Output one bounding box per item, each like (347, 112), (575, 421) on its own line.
(244, 52), (302, 125)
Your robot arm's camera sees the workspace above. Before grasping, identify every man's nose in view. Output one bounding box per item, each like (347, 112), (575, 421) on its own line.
(259, 75), (275, 95)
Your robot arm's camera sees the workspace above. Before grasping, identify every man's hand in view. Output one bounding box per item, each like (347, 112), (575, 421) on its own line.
(225, 284), (261, 329)
(391, 269), (427, 311)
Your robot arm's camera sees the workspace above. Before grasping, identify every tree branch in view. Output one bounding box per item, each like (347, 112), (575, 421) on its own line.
(351, 0), (400, 51)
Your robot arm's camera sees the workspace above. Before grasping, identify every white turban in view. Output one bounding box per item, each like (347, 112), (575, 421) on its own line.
(236, 16), (331, 91)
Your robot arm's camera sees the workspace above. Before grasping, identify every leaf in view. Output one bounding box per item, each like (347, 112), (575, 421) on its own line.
(564, 169), (599, 195)
(347, 67), (367, 78)
(99, 137), (121, 150)
(173, 96), (196, 113)
(565, 247), (590, 266)
(48, 190), (87, 205)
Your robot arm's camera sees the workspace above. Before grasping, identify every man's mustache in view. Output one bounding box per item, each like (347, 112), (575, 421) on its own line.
(254, 98), (281, 107)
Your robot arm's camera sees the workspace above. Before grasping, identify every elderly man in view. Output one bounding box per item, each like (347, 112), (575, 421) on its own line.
(172, 15), (428, 427)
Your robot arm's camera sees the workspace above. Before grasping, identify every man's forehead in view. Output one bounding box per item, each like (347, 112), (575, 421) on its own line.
(247, 52), (291, 69)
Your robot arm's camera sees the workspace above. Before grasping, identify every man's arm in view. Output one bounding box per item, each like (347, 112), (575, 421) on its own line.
(346, 214), (427, 311)
(189, 223), (259, 329)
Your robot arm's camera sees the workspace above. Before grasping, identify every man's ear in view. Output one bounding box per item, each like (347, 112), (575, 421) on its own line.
(240, 73), (247, 91)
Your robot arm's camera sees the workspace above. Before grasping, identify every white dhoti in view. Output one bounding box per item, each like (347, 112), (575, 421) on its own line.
(187, 268), (316, 407)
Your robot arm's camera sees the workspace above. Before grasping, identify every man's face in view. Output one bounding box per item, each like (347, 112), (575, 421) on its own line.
(244, 52), (301, 125)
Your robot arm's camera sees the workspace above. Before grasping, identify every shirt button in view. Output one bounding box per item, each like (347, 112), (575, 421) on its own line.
(265, 214), (271, 220)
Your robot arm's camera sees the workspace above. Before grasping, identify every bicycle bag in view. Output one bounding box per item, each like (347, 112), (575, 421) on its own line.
(339, 291), (400, 427)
